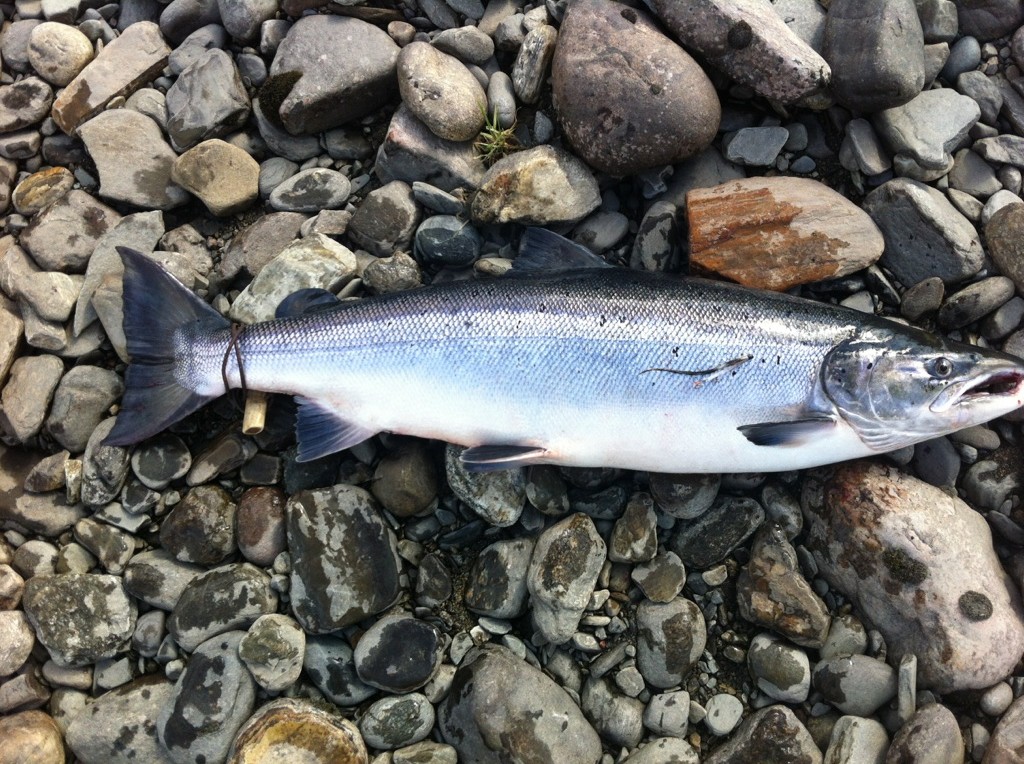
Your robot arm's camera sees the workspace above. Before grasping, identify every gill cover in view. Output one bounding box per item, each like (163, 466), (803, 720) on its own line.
(821, 326), (951, 451)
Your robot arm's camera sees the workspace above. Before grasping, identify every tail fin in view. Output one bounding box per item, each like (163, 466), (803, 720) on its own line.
(104, 247), (230, 447)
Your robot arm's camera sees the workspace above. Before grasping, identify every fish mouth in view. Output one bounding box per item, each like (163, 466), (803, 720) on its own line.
(931, 365), (1024, 413)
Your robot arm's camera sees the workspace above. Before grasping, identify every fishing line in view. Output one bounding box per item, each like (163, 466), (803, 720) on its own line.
(222, 322), (249, 398)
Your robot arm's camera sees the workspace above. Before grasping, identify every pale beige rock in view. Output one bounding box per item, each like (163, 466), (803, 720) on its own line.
(172, 139), (260, 216)
(687, 177), (884, 291)
(51, 21), (170, 134)
(228, 698), (368, 764)
(985, 694), (1024, 763)
(803, 461), (1024, 693)
(470, 145), (600, 225)
(28, 21), (94, 86)
(0, 710), (64, 764)
(0, 294), (23, 388)
(397, 42), (485, 142)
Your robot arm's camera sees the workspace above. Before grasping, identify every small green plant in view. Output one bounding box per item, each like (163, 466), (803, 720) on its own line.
(474, 105), (520, 167)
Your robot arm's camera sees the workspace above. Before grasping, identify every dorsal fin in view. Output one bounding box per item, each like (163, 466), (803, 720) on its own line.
(510, 228), (614, 275)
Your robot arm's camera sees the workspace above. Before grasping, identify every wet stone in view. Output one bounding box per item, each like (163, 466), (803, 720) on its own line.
(747, 632), (811, 703)
(168, 562), (278, 652)
(471, 145), (600, 226)
(236, 486), (286, 567)
(65, 675), (175, 764)
(643, 690), (690, 738)
(354, 614), (444, 693)
(464, 537), (535, 618)
(22, 573), (136, 667)
(445, 445), (525, 527)
(0, 77), (53, 133)
(347, 180), (421, 258)
(237, 613), (305, 692)
(158, 631), (256, 764)
(303, 634), (377, 707)
(268, 167), (352, 213)
(123, 549), (205, 611)
(360, 692), (435, 750)
(736, 523), (830, 648)
(885, 703), (963, 763)
(649, 472), (720, 520)
(813, 654), (897, 717)
(635, 596), (706, 689)
(288, 484), (401, 633)
(415, 215), (483, 268)
(581, 676), (645, 749)
(131, 433), (191, 490)
(416, 552), (453, 607)
(631, 551), (686, 603)
(228, 698), (369, 764)
(527, 513), (606, 644)
(73, 518), (133, 574)
(823, 716), (889, 764)
(704, 705), (820, 764)
(160, 485), (237, 566)
(438, 645), (601, 763)
(820, 613), (869, 660)
(608, 492), (658, 563)
(670, 495), (764, 569)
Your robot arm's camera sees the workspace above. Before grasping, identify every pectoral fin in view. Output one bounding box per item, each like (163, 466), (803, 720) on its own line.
(294, 397), (377, 462)
(460, 444), (550, 471)
(738, 416), (836, 447)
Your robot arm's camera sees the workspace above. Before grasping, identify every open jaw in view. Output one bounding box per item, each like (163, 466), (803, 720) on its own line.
(928, 366), (1024, 415)
(961, 369), (1024, 401)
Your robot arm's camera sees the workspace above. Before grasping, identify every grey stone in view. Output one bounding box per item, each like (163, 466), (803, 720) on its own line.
(354, 614), (444, 692)
(704, 693), (743, 736)
(527, 513), (606, 644)
(512, 24), (556, 105)
(375, 105), (486, 193)
(747, 632), (811, 703)
(863, 178), (984, 285)
(166, 48), (249, 151)
(956, 0), (1024, 39)
(252, 97), (321, 161)
(23, 573), (136, 667)
(986, 203), (1024, 294)
(159, 0), (221, 44)
(574, 211), (629, 254)
(823, 0), (924, 112)
(803, 462), (1024, 692)
(131, 433), (191, 490)
(79, 110), (189, 210)
(0, 354), (63, 443)
(229, 234), (356, 323)
(0, 611), (34, 677)
(773, 0), (826, 50)
(917, 0), (958, 42)
(288, 484), (401, 633)
(415, 215), (483, 267)
(20, 189), (120, 272)
(398, 42), (486, 142)
(636, 597), (706, 689)
(885, 703), (963, 763)
(704, 705), (821, 764)
(631, 551), (686, 603)
(348, 180), (421, 257)
(670, 495), (764, 569)
(73, 518), (133, 573)
(956, 71), (1002, 125)
(257, 156), (298, 197)
(552, 0), (719, 176)
(172, 139), (260, 216)
(157, 632), (256, 764)
(944, 36), (982, 83)
(949, 148), (1002, 198)
(465, 538), (535, 618)
(649, 472), (720, 519)
(982, 189), (1023, 225)
(608, 492), (658, 563)
(438, 645), (601, 763)
(975, 134), (1024, 165)
(432, 26), (495, 65)
(647, 0), (831, 107)
(873, 89), (980, 177)
(167, 563), (277, 651)
(363, 251), (423, 294)
(938, 275), (1015, 328)
(581, 676), (644, 748)
(303, 634), (376, 707)
(45, 366), (123, 453)
(219, 211), (306, 279)
(823, 715), (888, 764)
(66, 676), (176, 764)
(0, 77), (53, 133)
(2, 20), (42, 74)
(238, 614), (305, 692)
(159, 485), (237, 565)
(643, 690), (689, 737)
(218, 0), (276, 41)
(268, 15), (399, 134)
(471, 145), (600, 225)
(445, 444), (525, 527)
(628, 738), (700, 764)
(167, 23), (227, 75)
(52, 21), (171, 134)
(725, 126), (790, 166)
(268, 167), (351, 212)
(360, 693), (435, 750)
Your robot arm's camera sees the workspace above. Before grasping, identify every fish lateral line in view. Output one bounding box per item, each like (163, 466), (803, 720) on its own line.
(639, 354), (754, 384)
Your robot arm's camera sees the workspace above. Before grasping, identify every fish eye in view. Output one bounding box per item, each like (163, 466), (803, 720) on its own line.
(931, 357), (954, 378)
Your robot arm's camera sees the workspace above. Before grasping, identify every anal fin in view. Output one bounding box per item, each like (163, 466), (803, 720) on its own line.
(738, 416), (835, 447)
(294, 397), (377, 462)
(461, 444), (550, 471)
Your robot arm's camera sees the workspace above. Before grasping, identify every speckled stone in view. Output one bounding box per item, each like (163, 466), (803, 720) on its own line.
(227, 698), (368, 764)
(354, 614), (444, 693)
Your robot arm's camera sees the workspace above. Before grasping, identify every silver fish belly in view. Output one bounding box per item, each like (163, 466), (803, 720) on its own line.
(106, 247), (1024, 473)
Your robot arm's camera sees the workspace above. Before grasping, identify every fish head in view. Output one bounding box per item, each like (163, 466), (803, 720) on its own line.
(822, 323), (1024, 451)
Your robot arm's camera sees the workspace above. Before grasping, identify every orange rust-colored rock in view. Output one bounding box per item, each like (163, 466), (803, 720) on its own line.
(227, 698), (368, 764)
(686, 177), (884, 291)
